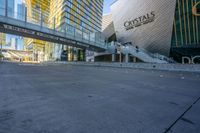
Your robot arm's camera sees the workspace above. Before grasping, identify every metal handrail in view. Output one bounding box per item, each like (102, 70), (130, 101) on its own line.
(115, 43), (169, 63)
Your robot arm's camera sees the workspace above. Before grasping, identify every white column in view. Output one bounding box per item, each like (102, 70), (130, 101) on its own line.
(112, 54), (115, 62)
(125, 54), (129, 63)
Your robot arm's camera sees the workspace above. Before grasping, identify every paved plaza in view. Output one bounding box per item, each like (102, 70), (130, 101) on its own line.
(0, 62), (200, 133)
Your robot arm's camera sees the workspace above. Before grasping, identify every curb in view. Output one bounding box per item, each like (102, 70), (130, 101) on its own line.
(43, 61), (200, 73)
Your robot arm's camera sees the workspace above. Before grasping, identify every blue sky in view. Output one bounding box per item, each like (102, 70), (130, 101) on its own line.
(103, 0), (115, 14)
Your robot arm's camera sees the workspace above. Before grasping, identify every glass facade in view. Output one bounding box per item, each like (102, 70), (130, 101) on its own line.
(0, 0), (15, 17)
(17, 3), (26, 20)
(24, 0), (51, 62)
(25, 0), (50, 24)
(7, 0), (15, 18)
(49, 0), (103, 33)
(0, 0), (5, 16)
(171, 0), (200, 47)
(23, 0), (104, 62)
(0, 0), (25, 57)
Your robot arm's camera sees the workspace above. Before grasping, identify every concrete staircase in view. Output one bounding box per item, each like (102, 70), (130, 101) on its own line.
(121, 45), (168, 63)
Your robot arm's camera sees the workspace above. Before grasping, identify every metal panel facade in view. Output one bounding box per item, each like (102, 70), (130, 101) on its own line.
(111, 0), (177, 56)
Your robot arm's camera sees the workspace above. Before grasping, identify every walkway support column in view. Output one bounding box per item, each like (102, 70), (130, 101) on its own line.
(83, 49), (86, 62)
(112, 54), (115, 62)
(125, 54), (129, 63)
(133, 57), (137, 63)
(74, 48), (78, 62)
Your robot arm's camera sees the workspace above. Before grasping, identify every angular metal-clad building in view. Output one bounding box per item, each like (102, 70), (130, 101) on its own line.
(102, 14), (115, 42)
(111, 0), (177, 56)
(110, 0), (200, 61)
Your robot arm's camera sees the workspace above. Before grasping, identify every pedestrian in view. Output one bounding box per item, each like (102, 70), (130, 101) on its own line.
(136, 45), (139, 53)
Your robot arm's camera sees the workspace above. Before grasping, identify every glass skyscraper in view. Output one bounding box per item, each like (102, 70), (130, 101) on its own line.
(49, 0), (104, 61)
(24, 0), (104, 62)
(49, 0), (103, 33)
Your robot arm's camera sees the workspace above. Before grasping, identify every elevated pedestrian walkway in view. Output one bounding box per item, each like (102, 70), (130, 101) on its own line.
(0, 6), (107, 52)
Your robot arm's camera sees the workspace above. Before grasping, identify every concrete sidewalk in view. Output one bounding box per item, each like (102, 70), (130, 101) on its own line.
(44, 61), (200, 73)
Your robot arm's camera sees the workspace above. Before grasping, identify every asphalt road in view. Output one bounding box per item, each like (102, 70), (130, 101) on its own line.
(0, 62), (200, 133)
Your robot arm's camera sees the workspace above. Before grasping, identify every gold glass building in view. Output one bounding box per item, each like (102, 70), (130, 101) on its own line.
(24, 0), (104, 62)
(24, 0), (51, 62)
